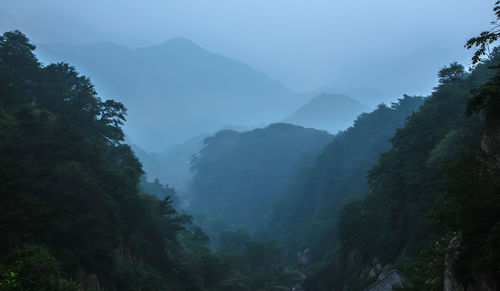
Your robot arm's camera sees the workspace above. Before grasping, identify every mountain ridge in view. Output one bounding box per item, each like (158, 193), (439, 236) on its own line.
(284, 92), (371, 133)
(35, 38), (301, 151)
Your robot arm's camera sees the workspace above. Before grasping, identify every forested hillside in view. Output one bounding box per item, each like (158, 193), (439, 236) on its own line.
(0, 31), (301, 291)
(189, 124), (333, 241)
(300, 46), (500, 291)
(2, 2), (500, 290)
(266, 95), (424, 262)
(0, 30), (190, 290)
(36, 39), (299, 151)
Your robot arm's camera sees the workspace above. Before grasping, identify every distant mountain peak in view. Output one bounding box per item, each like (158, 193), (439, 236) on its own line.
(284, 92), (371, 133)
(314, 92), (359, 102)
(160, 37), (201, 48)
(164, 36), (196, 44)
(139, 37), (209, 56)
(36, 38), (298, 151)
(92, 41), (131, 50)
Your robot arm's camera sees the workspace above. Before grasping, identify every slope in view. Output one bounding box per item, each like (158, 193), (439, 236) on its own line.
(284, 93), (371, 133)
(303, 56), (497, 291)
(35, 38), (299, 151)
(267, 95), (424, 262)
(189, 123), (333, 241)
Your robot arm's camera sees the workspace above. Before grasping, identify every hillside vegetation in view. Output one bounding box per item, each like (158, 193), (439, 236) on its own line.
(0, 31), (301, 291)
(1, 3), (500, 290)
(189, 123), (333, 241)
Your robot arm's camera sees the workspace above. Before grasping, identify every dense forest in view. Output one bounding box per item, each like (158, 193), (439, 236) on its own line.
(265, 95), (424, 263)
(1, 2), (500, 291)
(189, 123), (332, 242)
(295, 12), (500, 289)
(0, 31), (302, 291)
(300, 57), (491, 290)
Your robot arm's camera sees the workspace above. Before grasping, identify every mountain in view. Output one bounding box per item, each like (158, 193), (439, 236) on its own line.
(35, 38), (300, 151)
(129, 133), (207, 194)
(0, 30), (301, 290)
(266, 96), (425, 262)
(298, 57), (498, 290)
(0, 31), (199, 290)
(189, 123), (333, 243)
(129, 125), (254, 194)
(284, 93), (371, 133)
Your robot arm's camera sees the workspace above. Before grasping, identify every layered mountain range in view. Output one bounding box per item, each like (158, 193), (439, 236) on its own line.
(36, 38), (300, 151)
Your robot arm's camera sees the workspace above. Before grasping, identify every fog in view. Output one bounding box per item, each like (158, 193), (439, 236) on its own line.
(1, 0), (496, 151)
(2, 2), (500, 288)
(1, 0), (494, 95)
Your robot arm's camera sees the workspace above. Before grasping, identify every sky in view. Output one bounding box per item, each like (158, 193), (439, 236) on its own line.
(0, 0), (496, 102)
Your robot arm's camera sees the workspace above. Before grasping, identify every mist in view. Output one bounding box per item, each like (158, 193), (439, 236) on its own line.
(1, 1), (500, 290)
(2, 0), (494, 152)
(1, 0), (494, 94)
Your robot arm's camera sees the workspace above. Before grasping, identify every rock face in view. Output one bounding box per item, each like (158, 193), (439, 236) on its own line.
(443, 236), (498, 291)
(444, 236), (464, 291)
(297, 248), (310, 270)
(76, 270), (102, 291)
(84, 274), (102, 291)
(363, 269), (402, 291)
(359, 258), (390, 280)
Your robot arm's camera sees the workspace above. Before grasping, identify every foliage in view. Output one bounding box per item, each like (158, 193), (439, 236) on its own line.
(0, 245), (82, 291)
(214, 230), (298, 290)
(265, 96), (424, 263)
(432, 142), (500, 285)
(138, 175), (180, 205)
(301, 48), (499, 290)
(465, 1), (500, 64)
(433, 7), (500, 284)
(3, 3), (500, 287)
(0, 30), (304, 291)
(466, 48), (500, 130)
(393, 237), (449, 291)
(189, 123), (333, 238)
(0, 30), (227, 290)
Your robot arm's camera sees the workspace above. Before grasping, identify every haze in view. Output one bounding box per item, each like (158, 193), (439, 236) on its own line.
(2, 2), (500, 289)
(1, 0), (494, 97)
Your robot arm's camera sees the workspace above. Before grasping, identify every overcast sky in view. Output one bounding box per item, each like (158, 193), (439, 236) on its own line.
(1, 0), (496, 100)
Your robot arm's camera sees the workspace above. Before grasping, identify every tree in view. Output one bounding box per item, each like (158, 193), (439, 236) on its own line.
(465, 1), (500, 64)
(465, 2), (500, 137)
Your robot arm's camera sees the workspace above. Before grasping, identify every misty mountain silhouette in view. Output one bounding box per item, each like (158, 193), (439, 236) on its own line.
(129, 133), (207, 193)
(36, 38), (300, 151)
(284, 93), (371, 133)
